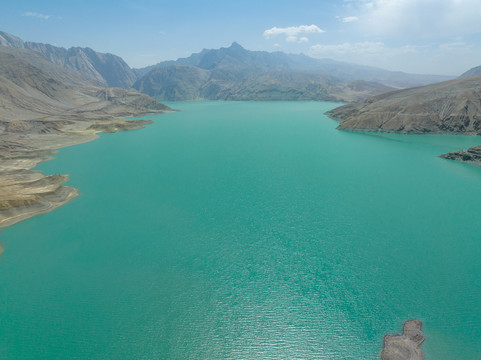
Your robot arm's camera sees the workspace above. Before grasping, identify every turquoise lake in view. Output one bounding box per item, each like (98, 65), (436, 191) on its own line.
(2, 101), (481, 359)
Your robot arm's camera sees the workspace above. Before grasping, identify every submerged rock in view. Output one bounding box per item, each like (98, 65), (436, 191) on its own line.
(381, 320), (425, 360)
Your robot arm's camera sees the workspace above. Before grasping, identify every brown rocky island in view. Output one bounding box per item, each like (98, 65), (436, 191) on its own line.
(381, 320), (425, 360)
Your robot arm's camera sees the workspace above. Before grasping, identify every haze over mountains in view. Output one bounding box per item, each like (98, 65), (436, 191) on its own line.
(132, 42), (452, 102)
(136, 42), (451, 88)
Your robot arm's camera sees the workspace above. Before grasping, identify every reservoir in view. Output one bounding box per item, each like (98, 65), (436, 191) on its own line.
(1, 101), (481, 359)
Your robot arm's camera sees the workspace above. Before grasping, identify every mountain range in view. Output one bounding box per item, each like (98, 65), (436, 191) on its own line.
(1, 31), (456, 102)
(3, 28), (481, 170)
(136, 42), (451, 88)
(132, 42), (452, 102)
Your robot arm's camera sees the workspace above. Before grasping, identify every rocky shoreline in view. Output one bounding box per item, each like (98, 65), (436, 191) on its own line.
(440, 145), (481, 167)
(326, 74), (481, 169)
(0, 45), (176, 243)
(0, 83), (174, 257)
(0, 117), (161, 231)
(0, 114), (168, 235)
(327, 110), (481, 169)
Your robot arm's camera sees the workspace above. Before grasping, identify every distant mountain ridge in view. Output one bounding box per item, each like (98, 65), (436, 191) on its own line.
(136, 42), (452, 89)
(0, 31), (137, 89)
(133, 42), (453, 102)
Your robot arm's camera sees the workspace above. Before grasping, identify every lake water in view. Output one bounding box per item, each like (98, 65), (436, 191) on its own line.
(2, 101), (481, 359)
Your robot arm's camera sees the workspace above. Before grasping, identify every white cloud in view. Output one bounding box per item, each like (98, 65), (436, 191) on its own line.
(438, 41), (469, 51)
(310, 41), (419, 57)
(352, 0), (481, 39)
(342, 16), (359, 23)
(334, 0), (481, 74)
(309, 41), (420, 68)
(22, 12), (52, 20)
(263, 24), (324, 43)
(308, 40), (481, 75)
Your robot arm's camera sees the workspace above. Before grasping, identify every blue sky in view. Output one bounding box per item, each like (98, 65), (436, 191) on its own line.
(2, 0), (481, 75)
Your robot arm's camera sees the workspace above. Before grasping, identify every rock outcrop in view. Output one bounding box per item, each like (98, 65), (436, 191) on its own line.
(440, 145), (481, 167)
(381, 320), (425, 360)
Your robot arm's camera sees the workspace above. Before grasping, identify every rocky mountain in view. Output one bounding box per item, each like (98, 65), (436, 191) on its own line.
(133, 43), (404, 102)
(134, 63), (394, 102)
(138, 42), (452, 88)
(0, 46), (168, 124)
(327, 75), (481, 134)
(0, 30), (137, 88)
(133, 43), (451, 102)
(459, 65), (481, 79)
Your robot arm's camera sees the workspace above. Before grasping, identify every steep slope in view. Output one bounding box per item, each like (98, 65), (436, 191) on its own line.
(459, 65), (481, 79)
(133, 43), (397, 102)
(0, 46), (171, 229)
(327, 75), (481, 134)
(0, 48), (95, 120)
(0, 30), (137, 88)
(134, 65), (211, 100)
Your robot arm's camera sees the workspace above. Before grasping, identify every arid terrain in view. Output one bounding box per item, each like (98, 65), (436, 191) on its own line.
(0, 46), (172, 232)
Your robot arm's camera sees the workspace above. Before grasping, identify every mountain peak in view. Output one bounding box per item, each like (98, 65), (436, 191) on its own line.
(0, 30), (24, 48)
(229, 41), (244, 49)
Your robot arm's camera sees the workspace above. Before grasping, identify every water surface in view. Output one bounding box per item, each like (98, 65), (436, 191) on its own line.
(1, 101), (481, 359)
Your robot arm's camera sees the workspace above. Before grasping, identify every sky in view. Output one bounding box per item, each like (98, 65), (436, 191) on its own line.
(1, 0), (481, 75)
